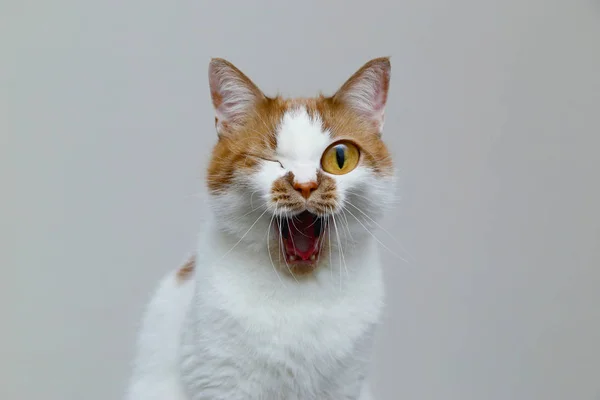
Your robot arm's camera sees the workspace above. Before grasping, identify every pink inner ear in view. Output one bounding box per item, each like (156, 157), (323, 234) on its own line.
(209, 60), (259, 124)
(337, 61), (390, 127)
(357, 67), (389, 132)
(370, 68), (389, 114)
(372, 86), (386, 113)
(210, 78), (259, 125)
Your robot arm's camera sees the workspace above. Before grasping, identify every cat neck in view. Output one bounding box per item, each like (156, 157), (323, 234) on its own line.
(192, 214), (383, 302)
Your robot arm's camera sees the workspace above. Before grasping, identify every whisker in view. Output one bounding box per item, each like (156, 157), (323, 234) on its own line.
(336, 201), (355, 245)
(217, 206), (272, 262)
(342, 206), (409, 263)
(327, 215), (333, 280)
(266, 208), (285, 286)
(249, 189), (261, 209)
(290, 216), (311, 239)
(304, 214), (321, 230)
(230, 203), (268, 224)
(346, 190), (402, 205)
(330, 208), (348, 290)
(316, 216), (328, 270)
(278, 216), (298, 282)
(287, 218), (298, 255)
(345, 200), (415, 263)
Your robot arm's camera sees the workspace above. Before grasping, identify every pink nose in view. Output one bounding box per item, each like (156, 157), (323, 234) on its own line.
(293, 181), (318, 199)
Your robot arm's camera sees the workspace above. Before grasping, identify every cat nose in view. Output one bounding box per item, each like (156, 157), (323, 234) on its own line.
(293, 181), (318, 199)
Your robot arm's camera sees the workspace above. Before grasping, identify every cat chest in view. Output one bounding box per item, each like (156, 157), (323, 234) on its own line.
(179, 304), (376, 398)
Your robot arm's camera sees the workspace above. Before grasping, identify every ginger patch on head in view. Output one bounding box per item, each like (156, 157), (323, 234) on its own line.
(204, 57), (394, 276)
(206, 98), (287, 193)
(307, 99), (394, 177)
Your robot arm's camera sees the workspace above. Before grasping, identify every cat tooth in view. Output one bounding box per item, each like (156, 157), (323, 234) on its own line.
(289, 255), (296, 261)
(310, 254), (316, 261)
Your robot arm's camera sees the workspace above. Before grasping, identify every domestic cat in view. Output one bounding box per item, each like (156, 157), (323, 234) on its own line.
(126, 57), (395, 400)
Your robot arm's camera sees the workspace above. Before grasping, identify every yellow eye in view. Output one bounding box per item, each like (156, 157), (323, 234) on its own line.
(321, 141), (360, 175)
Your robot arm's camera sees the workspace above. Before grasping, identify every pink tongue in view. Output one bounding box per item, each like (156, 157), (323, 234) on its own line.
(287, 231), (317, 260)
(284, 212), (319, 260)
(293, 234), (313, 253)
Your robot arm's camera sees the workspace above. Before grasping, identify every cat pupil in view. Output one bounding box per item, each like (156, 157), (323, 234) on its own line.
(335, 146), (345, 169)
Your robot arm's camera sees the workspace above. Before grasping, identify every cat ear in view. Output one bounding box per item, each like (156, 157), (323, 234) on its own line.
(333, 57), (391, 133)
(209, 58), (265, 136)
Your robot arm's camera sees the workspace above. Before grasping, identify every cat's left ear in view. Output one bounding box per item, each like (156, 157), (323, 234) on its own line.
(333, 57), (391, 134)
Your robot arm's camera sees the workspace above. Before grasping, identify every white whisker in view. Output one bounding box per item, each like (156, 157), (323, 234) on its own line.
(336, 202), (355, 246)
(345, 200), (415, 263)
(218, 206), (272, 261)
(327, 216), (333, 280)
(266, 207), (285, 286)
(230, 203), (268, 224)
(278, 216), (298, 282)
(330, 208), (348, 290)
(249, 190), (261, 209)
(289, 216), (310, 239)
(286, 218), (297, 255)
(346, 189), (402, 205)
(343, 206), (408, 263)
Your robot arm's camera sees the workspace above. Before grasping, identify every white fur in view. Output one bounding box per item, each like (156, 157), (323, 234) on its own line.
(126, 108), (394, 400)
(276, 107), (331, 184)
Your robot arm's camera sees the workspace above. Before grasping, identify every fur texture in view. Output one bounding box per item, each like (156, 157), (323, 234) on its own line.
(126, 57), (394, 400)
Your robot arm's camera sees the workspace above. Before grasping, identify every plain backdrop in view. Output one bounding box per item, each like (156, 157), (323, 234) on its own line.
(3, 0), (600, 399)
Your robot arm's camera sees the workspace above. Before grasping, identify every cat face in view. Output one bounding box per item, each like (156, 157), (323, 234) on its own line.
(206, 58), (395, 275)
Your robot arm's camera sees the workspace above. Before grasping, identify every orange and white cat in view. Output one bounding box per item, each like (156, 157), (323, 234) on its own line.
(126, 57), (395, 400)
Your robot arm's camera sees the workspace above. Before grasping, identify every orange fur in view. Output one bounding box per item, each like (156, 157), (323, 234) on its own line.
(206, 95), (393, 194)
(206, 58), (393, 276)
(176, 255), (195, 283)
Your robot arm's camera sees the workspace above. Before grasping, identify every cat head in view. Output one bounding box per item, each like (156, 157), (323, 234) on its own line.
(206, 57), (395, 275)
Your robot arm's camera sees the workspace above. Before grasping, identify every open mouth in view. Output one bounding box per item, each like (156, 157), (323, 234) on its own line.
(276, 211), (325, 265)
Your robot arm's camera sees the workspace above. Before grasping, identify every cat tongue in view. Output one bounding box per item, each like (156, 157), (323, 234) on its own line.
(285, 212), (318, 260)
(292, 234), (313, 253)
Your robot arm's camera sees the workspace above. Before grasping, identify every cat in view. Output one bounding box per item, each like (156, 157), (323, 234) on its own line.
(125, 56), (395, 400)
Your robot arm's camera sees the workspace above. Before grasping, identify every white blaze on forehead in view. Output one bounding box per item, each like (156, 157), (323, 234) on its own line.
(275, 107), (331, 183)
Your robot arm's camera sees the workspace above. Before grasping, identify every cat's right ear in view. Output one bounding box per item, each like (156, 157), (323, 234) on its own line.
(209, 58), (265, 137)
(332, 57), (391, 134)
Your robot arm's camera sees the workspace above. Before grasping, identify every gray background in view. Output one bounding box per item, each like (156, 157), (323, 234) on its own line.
(3, 0), (600, 399)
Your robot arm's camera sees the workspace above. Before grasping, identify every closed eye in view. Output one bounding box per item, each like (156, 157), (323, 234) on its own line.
(246, 153), (284, 168)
